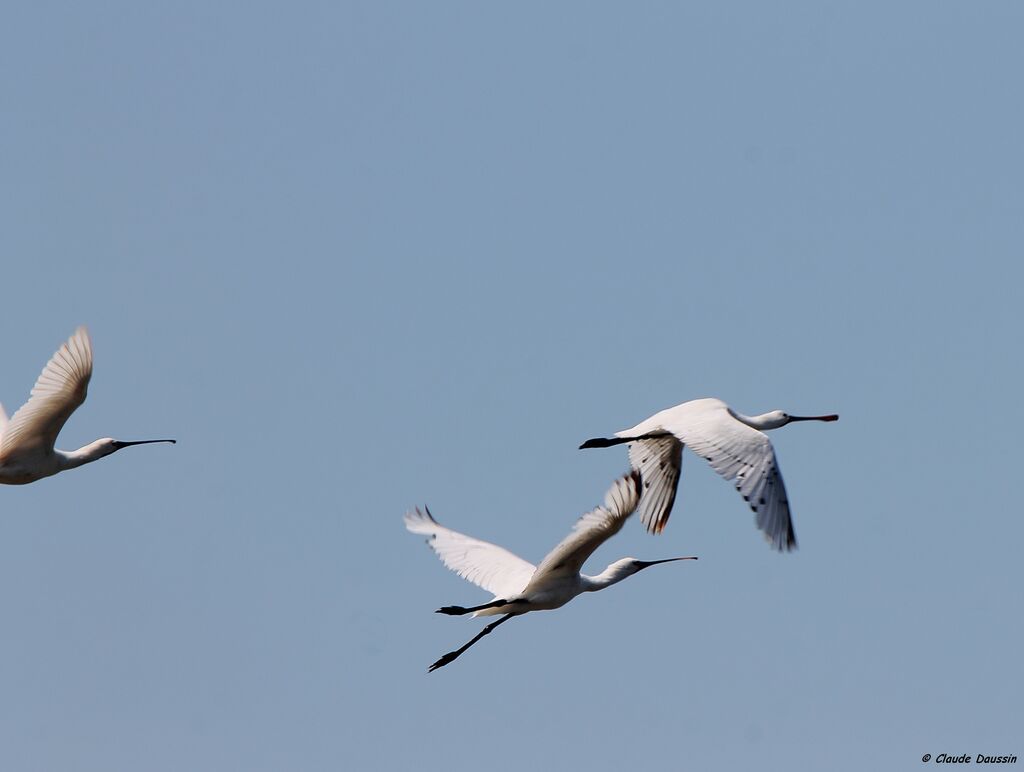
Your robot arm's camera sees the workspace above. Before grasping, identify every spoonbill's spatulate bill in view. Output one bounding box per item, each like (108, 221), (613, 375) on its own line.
(580, 398), (838, 551)
(405, 472), (697, 672)
(0, 327), (175, 485)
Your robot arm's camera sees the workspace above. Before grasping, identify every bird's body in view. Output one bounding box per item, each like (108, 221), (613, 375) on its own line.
(405, 472), (696, 670)
(580, 398), (838, 551)
(0, 327), (175, 485)
(0, 454), (67, 486)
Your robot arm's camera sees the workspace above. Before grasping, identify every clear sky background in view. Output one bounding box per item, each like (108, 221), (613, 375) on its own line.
(1, 3), (1021, 771)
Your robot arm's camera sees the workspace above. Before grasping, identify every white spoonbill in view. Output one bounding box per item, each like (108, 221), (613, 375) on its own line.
(0, 327), (175, 485)
(405, 472), (697, 672)
(580, 398), (838, 551)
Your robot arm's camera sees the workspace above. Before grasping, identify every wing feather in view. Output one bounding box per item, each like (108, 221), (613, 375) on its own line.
(0, 327), (94, 462)
(627, 437), (682, 534)
(404, 507), (536, 598)
(531, 472), (642, 582)
(667, 404), (797, 551)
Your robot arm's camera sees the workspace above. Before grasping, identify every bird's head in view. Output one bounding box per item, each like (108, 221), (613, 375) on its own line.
(86, 437), (177, 460)
(631, 556), (698, 572)
(759, 410), (792, 429)
(760, 410), (839, 429)
(85, 438), (123, 459)
(602, 556), (698, 583)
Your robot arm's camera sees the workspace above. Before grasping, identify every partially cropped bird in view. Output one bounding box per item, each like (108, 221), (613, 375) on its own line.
(580, 397), (838, 551)
(405, 472), (697, 672)
(0, 327), (175, 485)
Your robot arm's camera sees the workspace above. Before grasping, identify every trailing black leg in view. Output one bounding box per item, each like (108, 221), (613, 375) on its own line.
(579, 436), (628, 449)
(436, 598), (510, 616)
(428, 614), (516, 672)
(579, 432), (666, 450)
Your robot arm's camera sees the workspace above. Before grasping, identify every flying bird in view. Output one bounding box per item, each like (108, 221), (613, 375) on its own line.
(0, 327), (175, 485)
(580, 398), (838, 551)
(405, 472), (697, 672)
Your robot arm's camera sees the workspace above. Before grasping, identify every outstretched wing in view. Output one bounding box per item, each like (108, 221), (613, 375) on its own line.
(404, 507), (536, 598)
(627, 436), (682, 534)
(0, 327), (94, 463)
(666, 402), (796, 551)
(532, 472), (642, 581)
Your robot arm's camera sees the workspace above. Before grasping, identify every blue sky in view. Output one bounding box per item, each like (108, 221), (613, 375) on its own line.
(1, 2), (1021, 770)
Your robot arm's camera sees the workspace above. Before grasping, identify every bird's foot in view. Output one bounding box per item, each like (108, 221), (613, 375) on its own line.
(428, 652), (459, 672)
(436, 605), (468, 616)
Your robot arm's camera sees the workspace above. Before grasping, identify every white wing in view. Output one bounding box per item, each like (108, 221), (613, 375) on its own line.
(404, 507), (536, 598)
(627, 437), (682, 534)
(531, 472), (641, 583)
(0, 403), (7, 434)
(662, 400), (796, 551)
(0, 327), (94, 463)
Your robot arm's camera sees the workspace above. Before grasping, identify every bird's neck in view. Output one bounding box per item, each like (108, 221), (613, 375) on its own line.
(57, 440), (113, 470)
(583, 560), (636, 591)
(732, 410), (784, 431)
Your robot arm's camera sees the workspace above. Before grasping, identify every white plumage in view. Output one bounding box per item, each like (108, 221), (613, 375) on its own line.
(404, 506), (535, 600)
(581, 397), (838, 551)
(0, 327), (175, 485)
(1, 326), (93, 463)
(406, 472), (697, 671)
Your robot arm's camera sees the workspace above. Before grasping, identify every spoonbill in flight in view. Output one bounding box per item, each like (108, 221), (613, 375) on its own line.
(405, 472), (697, 672)
(580, 398), (838, 551)
(0, 327), (175, 485)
